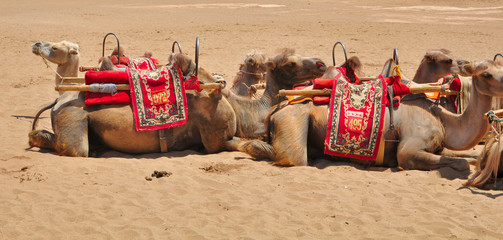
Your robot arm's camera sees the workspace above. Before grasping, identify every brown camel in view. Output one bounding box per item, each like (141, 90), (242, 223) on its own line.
(28, 53), (240, 156)
(238, 59), (503, 171)
(229, 50), (267, 98)
(222, 48), (326, 139)
(32, 41), (80, 95)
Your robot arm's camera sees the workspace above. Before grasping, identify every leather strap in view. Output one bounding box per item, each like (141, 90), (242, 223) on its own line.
(159, 129), (168, 152)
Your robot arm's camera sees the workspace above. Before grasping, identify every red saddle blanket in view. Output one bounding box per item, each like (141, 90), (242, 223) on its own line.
(324, 72), (387, 161)
(128, 64), (188, 131)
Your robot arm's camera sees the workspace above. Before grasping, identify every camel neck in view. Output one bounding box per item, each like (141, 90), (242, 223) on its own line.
(55, 55), (79, 84)
(412, 62), (438, 84)
(439, 79), (492, 150)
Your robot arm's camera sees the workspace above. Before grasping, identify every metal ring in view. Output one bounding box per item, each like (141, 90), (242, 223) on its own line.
(172, 41), (182, 54)
(494, 53), (503, 61)
(393, 48), (399, 65)
(195, 36), (199, 76)
(102, 33), (120, 62)
(332, 41), (348, 67)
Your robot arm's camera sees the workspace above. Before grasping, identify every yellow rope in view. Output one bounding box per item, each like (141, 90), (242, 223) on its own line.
(37, 45), (65, 84)
(392, 65), (401, 78)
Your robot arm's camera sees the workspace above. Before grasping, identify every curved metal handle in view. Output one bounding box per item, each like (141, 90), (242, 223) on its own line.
(195, 36), (199, 76)
(102, 33), (120, 62)
(172, 41), (182, 54)
(494, 53), (503, 61)
(393, 48), (399, 65)
(332, 41), (348, 67)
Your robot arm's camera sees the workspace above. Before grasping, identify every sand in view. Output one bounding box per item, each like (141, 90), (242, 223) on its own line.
(1, 0), (503, 239)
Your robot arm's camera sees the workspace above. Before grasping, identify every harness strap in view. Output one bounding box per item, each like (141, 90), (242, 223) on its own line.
(159, 129), (168, 153)
(387, 85), (395, 132)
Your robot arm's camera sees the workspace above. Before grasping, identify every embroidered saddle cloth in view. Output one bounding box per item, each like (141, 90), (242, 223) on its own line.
(324, 72), (387, 161)
(128, 63), (188, 131)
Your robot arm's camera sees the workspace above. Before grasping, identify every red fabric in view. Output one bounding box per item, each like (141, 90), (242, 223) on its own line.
(313, 78), (335, 89)
(111, 56), (130, 66)
(184, 76), (201, 92)
(313, 96), (330, 105)
(324, 72), (386, 161)
(85, 70), (129, 84)
(85, 92), (131, 105)
(443, 75), (461, 111)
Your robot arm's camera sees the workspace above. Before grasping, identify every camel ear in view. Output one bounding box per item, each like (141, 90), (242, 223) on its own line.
(266, 60), (276, 70)
(463, 64), (476, 76)
(69, 47), (79, 55)
(424, 53), (434, 63)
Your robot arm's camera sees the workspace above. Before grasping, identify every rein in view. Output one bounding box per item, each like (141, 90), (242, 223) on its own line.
(239, 69), (265, 78)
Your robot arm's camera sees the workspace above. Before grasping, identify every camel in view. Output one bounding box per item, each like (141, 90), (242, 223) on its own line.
(229, 50), (267, 98)
(28, 53), (240, 156)
(222, 48), (327, 139)
(32, 41), (80, 95)
(238, 59), (503, 171)
(28, 50), (325, 156)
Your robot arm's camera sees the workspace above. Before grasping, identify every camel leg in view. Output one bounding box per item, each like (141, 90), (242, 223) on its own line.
(28, 130), (56, 150)
(269, 110), (310, 166)
(397, 139), (470, 171)
(52, 106), (89, 157)
(439, 146), (482, 164)
(236, 139), (275, 160)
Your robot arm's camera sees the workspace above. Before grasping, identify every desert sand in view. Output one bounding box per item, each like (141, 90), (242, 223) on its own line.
(1, 0), (503, 239)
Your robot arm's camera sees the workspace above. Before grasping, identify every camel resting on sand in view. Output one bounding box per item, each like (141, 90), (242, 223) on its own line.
(230, 50), (267, 98)
(238, 59), (503, 171)
(32, 41), (80, 95)
(28, 53), (240, 156)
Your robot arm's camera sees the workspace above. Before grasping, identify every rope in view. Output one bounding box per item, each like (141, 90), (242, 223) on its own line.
(37, 45), (65, 84)
(391, 65), (402, 78)
(486, 111), (503, 124)
(239, 69), (265, 78)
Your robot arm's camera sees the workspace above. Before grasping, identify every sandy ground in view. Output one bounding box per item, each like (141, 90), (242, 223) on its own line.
(1, 0), (503, 239)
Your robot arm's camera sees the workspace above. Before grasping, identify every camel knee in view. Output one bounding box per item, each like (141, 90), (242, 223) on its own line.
(28, 130), (55, 150)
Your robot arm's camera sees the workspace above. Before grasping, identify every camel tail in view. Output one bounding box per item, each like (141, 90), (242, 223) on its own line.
(464, 135), (502, 187)
(32, 99), (58, 131)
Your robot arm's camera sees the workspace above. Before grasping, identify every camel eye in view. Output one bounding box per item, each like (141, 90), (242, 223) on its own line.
(442, 59), (453, 64)
(52, 47), (58, 51)
(482, 72), (492, 79)
(289, 62), (297, 68)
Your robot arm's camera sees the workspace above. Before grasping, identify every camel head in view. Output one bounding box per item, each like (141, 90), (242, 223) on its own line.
(321, 56), (363, 79)
(32, 41), (80, 65)
(168, 53), (196, 76)
(422, 49), (470, 78)
(240, 50), (267, 75)
(463, 59), (503, 97)
(265, 48), (326, 87)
